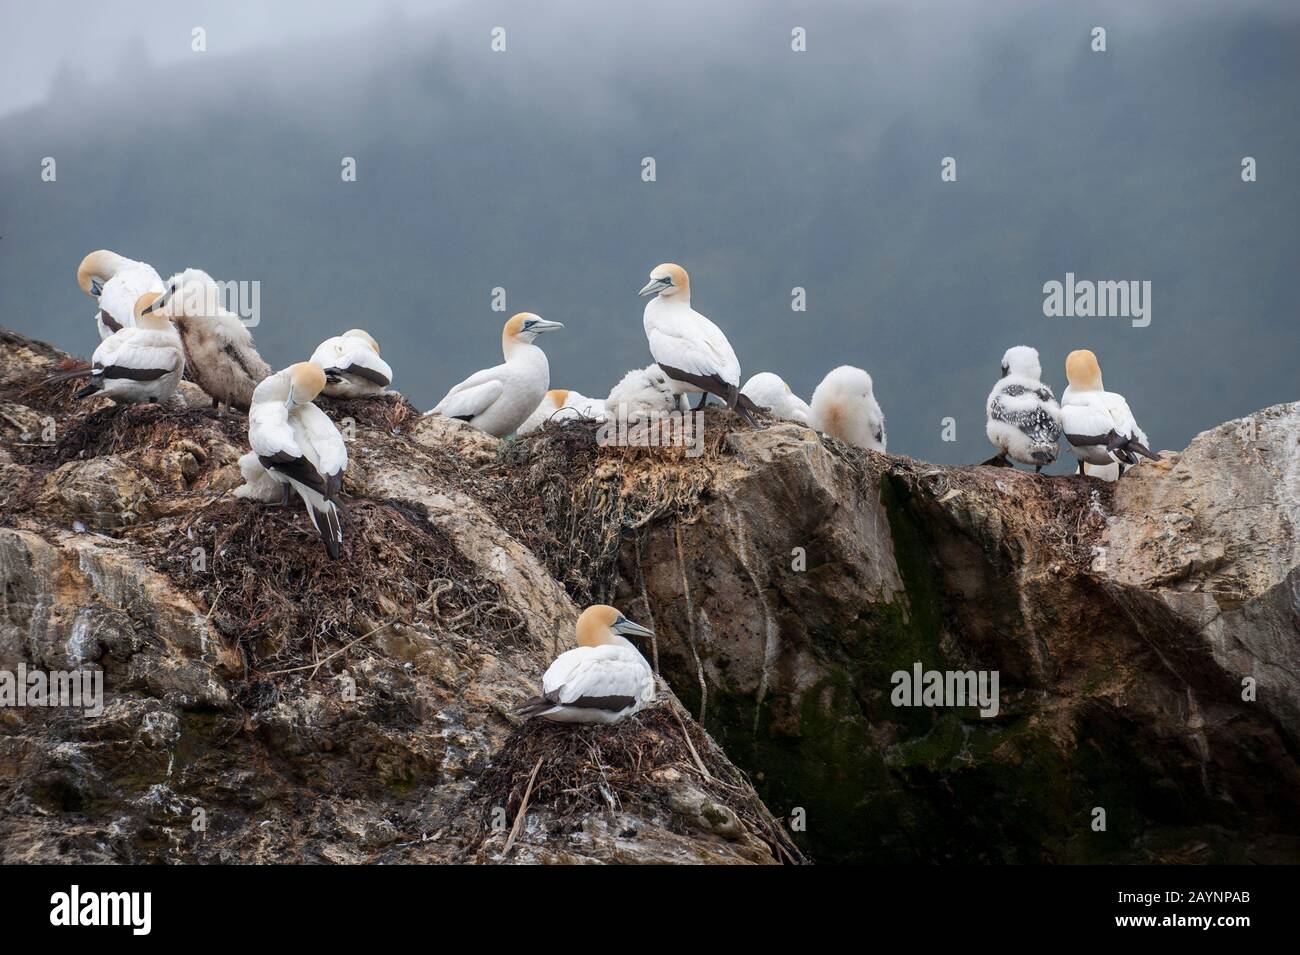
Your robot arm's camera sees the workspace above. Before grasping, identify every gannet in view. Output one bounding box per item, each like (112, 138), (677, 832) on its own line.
(639, 263), (760, 424)
(237, 362), (348, 559)
(75, 292), (185, 405)
(809, 365), (886, 451)
(740, 372), (812, 424)
(154, 269), (271, 413)
(512, 604), (656, 724)
(604, 363), (688, 420)
(1061, 349), (1160, 477)
(518, 389), (607, 434)
(76, 250), (164, 340)
(309, 329), (393, 399)
(426, 313), (563, 437)
(983, 346), (1062, 472)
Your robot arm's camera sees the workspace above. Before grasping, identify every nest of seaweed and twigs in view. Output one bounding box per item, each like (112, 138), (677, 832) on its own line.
(317, 393), (423, 434)
(131, 494), (530, 675)
(467, 702), (806, 864)
(483, 410), (740, 607)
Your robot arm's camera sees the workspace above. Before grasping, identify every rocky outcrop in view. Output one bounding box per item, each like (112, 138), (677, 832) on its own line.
(0, 328), (794, 865)
(2, 324), (1296, 865)
(610, 406), (1300, 862)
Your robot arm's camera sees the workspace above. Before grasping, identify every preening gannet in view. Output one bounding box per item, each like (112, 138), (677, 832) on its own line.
(984, 346), (1062, 472)
(513, 605), (656, 724)
(427, 313), (563, 437)
(518, 389), (607, 434)
(310, 329), (393, 399)
(75, 292), (184, 405)
(809, 365), (886, 451)
(155, 269), (271, 413)
(740, 372), (812, 425)
(640, 263), (759, 424)
(237, 362), (348, 559)
(77, 250), (164, 340)
(604, 364), (688, 420)
(1061, 349), (1160, 477)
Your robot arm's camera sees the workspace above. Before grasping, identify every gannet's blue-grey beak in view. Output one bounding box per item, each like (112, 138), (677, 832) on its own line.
(528, 319), (564, 334)
(639, 277), (669, 297)
(612, 616), (654, 638)
(141, 283), (176, 316)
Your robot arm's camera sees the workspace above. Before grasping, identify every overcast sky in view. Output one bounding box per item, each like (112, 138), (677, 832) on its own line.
(1, 0), (1296, 467)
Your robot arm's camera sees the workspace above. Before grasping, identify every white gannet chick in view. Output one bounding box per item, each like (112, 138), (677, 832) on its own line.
(427, 312), (563, 437)
(983, 346), (1062, 472)
(310, 328), (393, 399)
(239, 362), (348, 559)
(513, 604), (656, 724)
(1061, 349), (1160, 478)
(740, 372), (812, 425)
(518, 389), (607, 434)
(640, 263), (760, 425)
(75, 292), (185, 405)
(156, 269), (272, 414)
(604, 363), (688, 420)
(77, 249), (164, 340)
(809, 365), (886, 451)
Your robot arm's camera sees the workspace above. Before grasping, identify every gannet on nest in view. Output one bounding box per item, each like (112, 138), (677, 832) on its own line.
(76, 249), (164, 340)
(310, 329), (393, 398)
(75, 292), (184, 405)
(604, 363), (687, 420)
(513, 605), (656, 724)
(640, 263), (760, 425)
(984, 345), (1062, 472)
(427, 313), (563, 437)
(236, 362), (348, 559)
(1061, 349), (1159, 478)
(518, 389), (606, 434)
(809, 365), (886, 451)
(154, 269), (272, 413)
(740, 372), (811, 424)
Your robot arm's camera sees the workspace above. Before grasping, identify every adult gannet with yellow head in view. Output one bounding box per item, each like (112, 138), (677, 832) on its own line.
(427, 312), (563, 436)
(235, 362), (348, 559)
(639, 263), (760, 425)
(1061, 349), (1159, 477)
(75, 292), (185, 405)
(76, 249), (164, 340)
(513, 605), (656, 724)
(809, 365), (886, 451)
(153, 269), (272, 413)
(310, 329), (393, 398)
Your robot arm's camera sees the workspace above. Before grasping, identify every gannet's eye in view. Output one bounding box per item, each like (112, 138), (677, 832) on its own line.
(660, 275), (672, 285)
